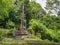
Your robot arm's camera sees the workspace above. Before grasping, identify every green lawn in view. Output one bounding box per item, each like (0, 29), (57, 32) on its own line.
(0, 28), (60, 45)
(0, 38), (60, 45)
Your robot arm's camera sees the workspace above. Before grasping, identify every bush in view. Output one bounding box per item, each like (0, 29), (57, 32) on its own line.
(29, 19), (47, 35)
(6, 20), (15, 29)
(46, 29), (60, 42)
(0, 30), (4, 41)
(29, 19), (40, 35)
(29, 19), (60, 42)
(27, 27), (34, 34)
(7, 29), (14, 37)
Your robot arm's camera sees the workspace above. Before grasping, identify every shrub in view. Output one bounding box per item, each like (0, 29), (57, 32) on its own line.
(0, 30), (4, 41)
(7, 29), (14, 37)
(29, 19), (60, 42)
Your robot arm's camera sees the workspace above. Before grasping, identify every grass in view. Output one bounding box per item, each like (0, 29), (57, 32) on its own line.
(0, 37), (60, 45)
(0, 28), (60, 45)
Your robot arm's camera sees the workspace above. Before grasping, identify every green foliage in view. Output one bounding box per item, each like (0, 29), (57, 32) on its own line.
(29, 19), (47, 36)
(29, 19), (60, 42)
(0, 0), (15, 28)
(41, 15), (60, 30)
(0, 30), (3, 40)
(27, 27), (34, 34)
(46, 29), (60, 42)
(29, 2), (41, 15)
(8, 29), (14, 35)
(6, 20), (15, 29)
(26, 2), (46, 28)
(29, 2), (45, 19)
(29, 19), (40, 35)
(0, 0), (12, 20)
(0, 0), (60, 43)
